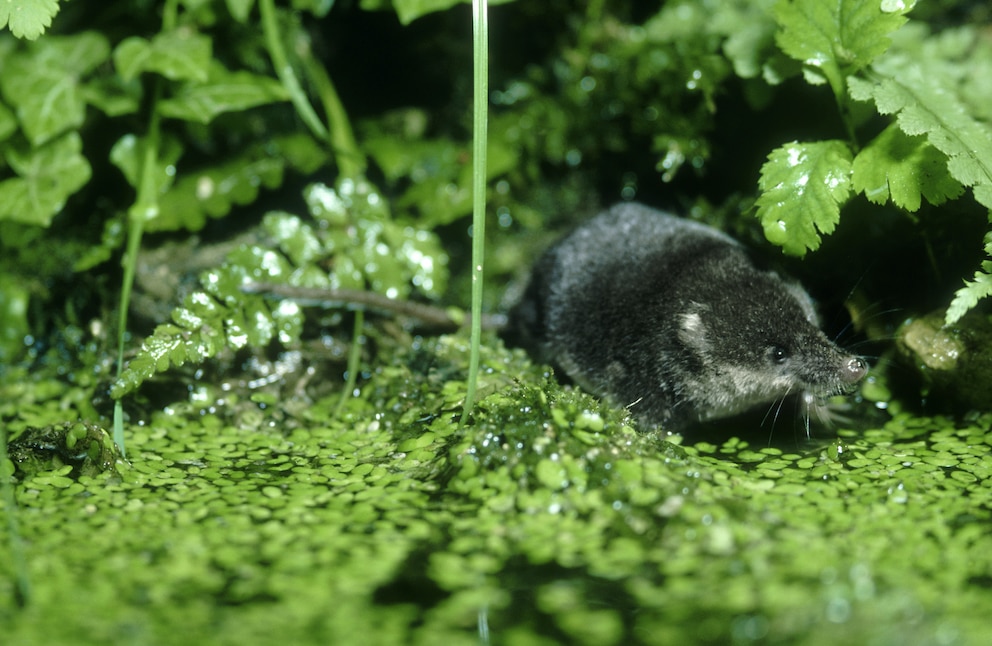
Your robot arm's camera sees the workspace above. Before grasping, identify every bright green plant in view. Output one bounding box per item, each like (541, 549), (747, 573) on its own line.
(750, 0), (992, 324)
(461, 0), (489, 423)
(3, 0), (992, 440)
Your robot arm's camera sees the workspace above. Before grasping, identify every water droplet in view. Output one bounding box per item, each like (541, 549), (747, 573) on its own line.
(881, 0), (915, 13)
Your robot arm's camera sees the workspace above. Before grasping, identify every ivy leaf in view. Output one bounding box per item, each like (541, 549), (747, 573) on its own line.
(946, 232), (992, 326)
(850, 63), (992, 210)
(157, 63), (289, 124)
(0, 132), (91, 227)
(0, 31), (111, 145)
(755, 140), (853, 256)
(113, 30), (212, 83)
(852, 124), (963, 211)
(0, 0), (60, 40)
(774, 0), (909, 89)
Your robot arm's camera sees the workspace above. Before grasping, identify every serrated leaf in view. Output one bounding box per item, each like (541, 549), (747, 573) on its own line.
(0, 31), (111, 145)
(852, 124), (963, 211)
(0, 0), (60, 40)
(149, 134), (327, 233)
(112, 259), (304, 398)
(0, 132), (91, 227)
(946, 232), (992, 325)
(775, 0), (909, 91)
(263, 212), (324, 267)
(755, 140), (852, 256)
(153, 157), (281, 233)
(851, 64), (992, 210)
(113, 30), (212, 83)
(157, 63), (289, 124)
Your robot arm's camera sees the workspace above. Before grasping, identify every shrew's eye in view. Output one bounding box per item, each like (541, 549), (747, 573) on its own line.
(770, 345), (790, 365)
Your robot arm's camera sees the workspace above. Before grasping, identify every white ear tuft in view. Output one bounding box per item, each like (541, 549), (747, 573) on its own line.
(678, 310), (710, 354)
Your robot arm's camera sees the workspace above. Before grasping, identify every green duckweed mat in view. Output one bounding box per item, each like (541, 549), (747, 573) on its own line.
(2, 335), (992, 645)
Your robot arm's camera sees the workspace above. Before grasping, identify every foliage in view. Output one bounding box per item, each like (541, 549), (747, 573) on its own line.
(0, 0), (60, 40)
(750, 0), (992, 319)
(1, 0), (989, 374)
(4, 2), (992, 643)
(111, 178), (449, 398)
(6, 334), (992, 644)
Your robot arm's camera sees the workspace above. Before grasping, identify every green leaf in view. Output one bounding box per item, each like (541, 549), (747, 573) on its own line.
(226, 0), (255, 23)
(0, 0), (60, 40)
(0, 31), (111, 145)
(774, 0), (909, 91)
(291, 0), (334, 16)
(110, 133), (184, 194)
(157, 63), (289, 124)
(852, 124), (963, 211)
(720, 7), (777, 80)
(0, 132), (91, 227)
(361, 0), (514, 26)
(0, 101), (16, 142)
(364, 132), (518, 228)
(79, 76), (142, 117)
(755, 140), (853, 256)
(0, 272), (30, 362)
(111, 253), (305, 398)
(946, 232), (992, 326)
(73, 214), (126, 272)
(150, 134), (326, 233)
(851, 63), (992, 210)
(113, 30), (212, 83)
(301, 179), (450, 298)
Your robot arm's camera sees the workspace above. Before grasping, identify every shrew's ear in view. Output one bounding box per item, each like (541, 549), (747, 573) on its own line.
(677, 303), (711, 357)
(779, 275), (820, 326)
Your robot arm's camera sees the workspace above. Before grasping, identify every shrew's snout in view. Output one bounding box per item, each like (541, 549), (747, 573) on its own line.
(842, 356), (868, 384)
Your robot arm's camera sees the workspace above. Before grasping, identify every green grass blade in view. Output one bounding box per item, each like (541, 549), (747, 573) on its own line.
(461, 0), (488, 424)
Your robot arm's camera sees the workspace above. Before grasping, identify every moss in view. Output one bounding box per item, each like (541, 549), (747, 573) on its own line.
(4, 333), (992, 645)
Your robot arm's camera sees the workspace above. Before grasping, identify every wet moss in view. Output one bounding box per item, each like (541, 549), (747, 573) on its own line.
(4, 334), (992, 645)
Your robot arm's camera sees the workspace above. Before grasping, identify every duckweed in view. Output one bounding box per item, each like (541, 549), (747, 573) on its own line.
(3, 335), (992, 645)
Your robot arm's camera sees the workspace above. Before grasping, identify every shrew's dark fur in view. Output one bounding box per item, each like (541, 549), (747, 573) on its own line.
(503, 202), (867, 431)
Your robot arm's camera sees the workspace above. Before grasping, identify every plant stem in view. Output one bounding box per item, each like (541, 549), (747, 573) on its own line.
(113, 0), (179, 456)
(301, 52), (365, 178)
(461, 0), (488, 424)
(335, 309), (365, 416)
(259, 0), (330, 144)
